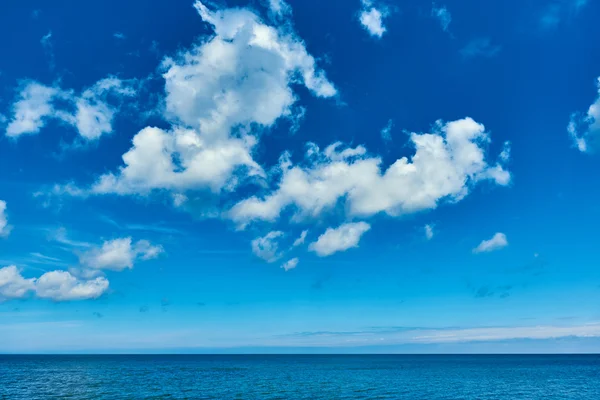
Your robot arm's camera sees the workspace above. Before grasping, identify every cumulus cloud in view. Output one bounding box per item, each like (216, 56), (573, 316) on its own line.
(309, 222), (371, 257)
(281, 258), (299, 271)
(74, 1), (336, 196)
(568, 77), (600, 152)
(359, 0), (389, 38)
(473, 232), (508, 254)
(0, 266), (108, 302)
(252, 231), (285, 263)
(0, 266), (36, 300)
(5, 77), (136, 140)
(431, 3), (451, 32)
(80, 237), (163, 271)
(230, 118), (511, 226)
(0, 200), (11, 237)
(35, 271), (109, 301)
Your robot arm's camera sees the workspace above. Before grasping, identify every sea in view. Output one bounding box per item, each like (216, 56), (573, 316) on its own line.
(1, 355), (599, 399)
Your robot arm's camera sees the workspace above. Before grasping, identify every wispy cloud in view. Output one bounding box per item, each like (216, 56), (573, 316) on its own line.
(460, 38), (501, 59)
(431, 3), (451, 32)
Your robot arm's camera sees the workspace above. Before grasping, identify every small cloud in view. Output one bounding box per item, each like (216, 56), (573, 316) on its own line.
(293, 230), (308, 247)
(0, 200), (12, 238)
(79, 237), (163, 271)
(381, 119), (393, 142)
(424, 224), (434, 240)
(431, 3), (451, 32)
(281, 258), (299, 272)
(252, 231), (284, 263)
(359, 0), (389, 39)
(568, 77), (600, 153)
(460, 38), (501, 59)
(113, 32), (126, 40)
(309, 222), (371, 257)
(499, 141), (511, 163)
(473, 232), (509, 254)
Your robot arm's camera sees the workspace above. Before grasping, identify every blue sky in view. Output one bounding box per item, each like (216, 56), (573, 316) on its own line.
(1, 0), (600, 353)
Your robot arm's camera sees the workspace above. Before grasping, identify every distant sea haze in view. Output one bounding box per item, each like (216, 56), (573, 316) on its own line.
(2, 354), (600, 399)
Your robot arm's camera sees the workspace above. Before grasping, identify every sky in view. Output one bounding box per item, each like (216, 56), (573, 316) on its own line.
(0, 0), (600, 354)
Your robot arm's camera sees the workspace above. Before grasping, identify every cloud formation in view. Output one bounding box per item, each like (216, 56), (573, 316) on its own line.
(84, 1), (336, 196)
(473, 232), (508, 254)
(309, 222), (371, 257)
(359, 0), (388, 38)
(568, 77), (600, 152)
(0, 265), (108, 302)
(6, 77), (136, 140)
(80, 237), (163, 271)
(35, 271), (109, 301)
(230, 118), (511, 226)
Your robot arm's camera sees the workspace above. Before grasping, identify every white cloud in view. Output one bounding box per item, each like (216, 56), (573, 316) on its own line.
(380, 119), (393, 142)
(80, 237), (163, 271)
(230, 118), (511, 226)
(113, 32), (126, 40)
(78, 1), (336, 196)
(281, 258), (299, 271)
(431, 4), (451, 32)
(473, 232), (508, 254)
(35, 271), (109, 301)
(424, 224), (434, 240)
(0, 266), (108, 302)
(360, 9), (386, 37)
(309, 222), (371, 257)
(359, 0), (388, 38)
(5, 77), (136, 140)
(0, 266), (36, 299)
(0, 200), (11, 238)
(293, 230), (308, 247)
(252, 231), (284, 263)
(5, 82), (59, 137)
(568, 77), (600, 153)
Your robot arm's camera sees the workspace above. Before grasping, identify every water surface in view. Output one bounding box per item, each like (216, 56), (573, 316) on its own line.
(1, 355), (599, 399)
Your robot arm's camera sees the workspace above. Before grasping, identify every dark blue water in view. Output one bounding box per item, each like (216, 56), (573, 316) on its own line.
(1, 355), (599, 399)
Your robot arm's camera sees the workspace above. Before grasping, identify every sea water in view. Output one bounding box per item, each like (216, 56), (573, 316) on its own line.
(1, 355), (599, 399)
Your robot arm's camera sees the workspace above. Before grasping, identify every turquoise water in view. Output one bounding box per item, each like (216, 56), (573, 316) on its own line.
(1, 355), (599, 399)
